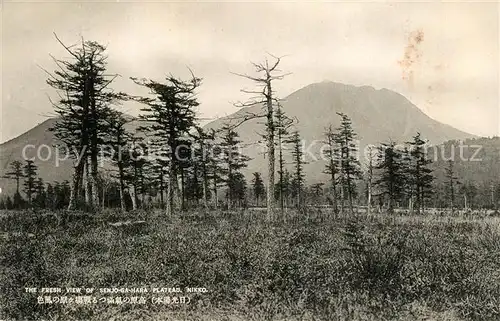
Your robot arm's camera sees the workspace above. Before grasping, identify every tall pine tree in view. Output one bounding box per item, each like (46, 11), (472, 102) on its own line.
(407, 133), (434, 214)
(23, 160), (38, 206)
(335, 113), (362, 214)
(132, 73), (201, 216)
(445, 159), (459, 213)
(289, 131), (306, 209)
(252, 172), (265, 206)
(374, 142), (405, 213)
(323, 125), (339, 213)
(46, 35), (125, 210)
(219, 125), (250, 210)
(4, 160), (23, 197)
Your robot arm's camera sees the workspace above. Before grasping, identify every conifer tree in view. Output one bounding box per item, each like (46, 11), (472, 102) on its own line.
(252, 172), (265, 206)
(445, 159), (459, 213)
(366, 146), (375, 214)
(4, 160), (24, 198)
(400, 146), (414, 211)
(132, 72), (201, 216)
(23, 160), (38, 206)
(34, 178), (46, 208)
(335, 113), (362, 214)
(46, 35), (125, 210)
(374, 141), (405, 213)
(289, 131), (306, 208)
(199, 134), (225, 209)
(125, 138), (148, 211)
(46, 183), (55, 209)
(5, 196), (13, 210)
(103, 110), (132, 212)
(184, 160), (203, 207)
(323, 125), (339, 212)
(407, 133), (434, 214)
(310, 183), (325, 204)
(231, 172), (248, 208)
(192, 127), (216, 209)
(275, 103), (293, 212)
(219, 125), (250, 210)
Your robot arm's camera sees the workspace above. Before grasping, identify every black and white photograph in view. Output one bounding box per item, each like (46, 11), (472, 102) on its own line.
(0, 1), (499, 320)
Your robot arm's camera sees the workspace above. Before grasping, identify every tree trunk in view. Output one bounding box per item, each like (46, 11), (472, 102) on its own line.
(90, 156), (99, 210)
(118, 163), (126, 212)
(130, 184), (137, 211)
(84, 157), (91, 206)
(119, 187), (125, 212)
(68, 159), (85, 210)
(213, 180), (218, 209)
(159, 172), (165, 209)
(102, 183), (106, 211)
(339, 175), (345, 214)
(266, 82), (275, 221)
(367, 183), (372, 215)
(227, 167), (233, 211)
(166, 176), (173, 216)
(278, 133), (285, 217)
(88, 63), (100, 210)
(201, 142), (209, 210)
(450, 181), (454, 213)
(166, 163), (177, 216)
(490, 183), (495, 208)
(180, 168), (185, 211)
(388, 197), (394, 214)
(329, 170), (337, 214)
(296, 187), (300, 209)
(347, 180), (354, 214)
(202, 173), (208, 210)
(420, 189), (425, 214)
(367, 149), (373, 215)
(173, 175), (181, 211)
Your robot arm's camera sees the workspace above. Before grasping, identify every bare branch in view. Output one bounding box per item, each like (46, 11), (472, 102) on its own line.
(220, 111), (267, 131)
(53, 32), (79, 59)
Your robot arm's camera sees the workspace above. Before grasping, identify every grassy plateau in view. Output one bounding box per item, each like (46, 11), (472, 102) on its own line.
(1, 209), (500, 321)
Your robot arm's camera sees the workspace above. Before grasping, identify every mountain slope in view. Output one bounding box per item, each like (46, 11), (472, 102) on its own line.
(205, 81), (475, 182)
(0, 118), (72, 192)
(0, 118), (144, 197)
(0, 81), (476, 197)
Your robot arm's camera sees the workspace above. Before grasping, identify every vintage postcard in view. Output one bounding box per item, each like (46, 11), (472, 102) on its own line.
(1, 1), (499, 320)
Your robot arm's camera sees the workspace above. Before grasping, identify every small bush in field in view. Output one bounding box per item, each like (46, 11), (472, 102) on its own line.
(1, 209), (499, 320)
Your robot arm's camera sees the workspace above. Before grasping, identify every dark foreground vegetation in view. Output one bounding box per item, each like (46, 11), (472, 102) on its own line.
(1, 209), (500, 321)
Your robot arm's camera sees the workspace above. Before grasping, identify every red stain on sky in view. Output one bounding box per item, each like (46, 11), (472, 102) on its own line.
(398, 29), (424, 89)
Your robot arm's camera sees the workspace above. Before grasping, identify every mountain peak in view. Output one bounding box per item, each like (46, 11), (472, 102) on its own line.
(0, 82), (476, 194)
(205, 81), (475, 182)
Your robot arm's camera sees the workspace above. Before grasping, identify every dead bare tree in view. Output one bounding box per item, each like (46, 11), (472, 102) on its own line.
(231, 54), (290, 221)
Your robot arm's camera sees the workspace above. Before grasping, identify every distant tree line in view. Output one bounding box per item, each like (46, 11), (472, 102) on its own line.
(1, 159), (71, 210)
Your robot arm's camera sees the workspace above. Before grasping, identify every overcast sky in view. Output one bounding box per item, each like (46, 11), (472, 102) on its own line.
(1, 0), (498, 143)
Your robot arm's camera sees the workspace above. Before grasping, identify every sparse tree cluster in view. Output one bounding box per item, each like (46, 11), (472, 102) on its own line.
(7, 36), (498, 217)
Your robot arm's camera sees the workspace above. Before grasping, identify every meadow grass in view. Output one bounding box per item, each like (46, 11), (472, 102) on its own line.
(1, 209), (499, 321)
